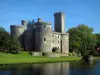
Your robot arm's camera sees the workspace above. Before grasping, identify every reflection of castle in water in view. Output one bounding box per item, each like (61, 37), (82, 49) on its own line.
(0, 62), (70, 75)
(0, 61), (97, 75)
(41, 62), (70, 75)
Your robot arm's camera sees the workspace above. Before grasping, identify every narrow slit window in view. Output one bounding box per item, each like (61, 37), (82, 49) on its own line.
(44, 38), (46, 42)
(44, 25), (46, 28)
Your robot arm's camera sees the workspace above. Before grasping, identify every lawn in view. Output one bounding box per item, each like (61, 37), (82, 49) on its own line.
(0, 51), (81, 65)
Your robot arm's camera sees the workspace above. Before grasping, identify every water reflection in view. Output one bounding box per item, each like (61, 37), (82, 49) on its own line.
(0, 62), (70, 75)
(0, 61), (99, 75)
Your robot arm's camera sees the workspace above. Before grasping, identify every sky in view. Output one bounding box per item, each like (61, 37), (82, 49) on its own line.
(0, 0), (100, 33)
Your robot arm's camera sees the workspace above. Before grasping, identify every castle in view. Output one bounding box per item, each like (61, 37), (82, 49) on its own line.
(10, 12), (69, 53)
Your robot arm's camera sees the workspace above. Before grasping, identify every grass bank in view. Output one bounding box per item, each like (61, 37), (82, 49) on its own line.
(0, 51), (81, 65)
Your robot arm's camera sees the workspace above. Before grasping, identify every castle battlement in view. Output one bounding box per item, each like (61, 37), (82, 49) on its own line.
(54, 12), (65, 16)
(10, 25), (24, 28)
(21, 20), (27, 22)
(61, 33), (69, 35)
(53, 31), (61, 34)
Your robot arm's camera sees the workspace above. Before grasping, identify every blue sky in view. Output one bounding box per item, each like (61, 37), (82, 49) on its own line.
(0, 0), (100, 33)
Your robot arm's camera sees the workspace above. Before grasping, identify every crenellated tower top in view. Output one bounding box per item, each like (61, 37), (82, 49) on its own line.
(54, 12), (65, 16)
(54, 12), (65, 33)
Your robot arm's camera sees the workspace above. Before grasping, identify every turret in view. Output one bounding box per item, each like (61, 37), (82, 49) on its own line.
(10, 25), (25, 48)
(61, 33), (69, 53)
(38, 18), (43, 22)
(21, 20), (28, 26)
(35, 18), (52, 52)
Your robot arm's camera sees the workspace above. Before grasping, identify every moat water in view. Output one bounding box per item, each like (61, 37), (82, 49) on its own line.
(0, 60), (100, 75)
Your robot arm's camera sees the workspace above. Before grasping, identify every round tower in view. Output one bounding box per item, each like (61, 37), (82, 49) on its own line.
(61, 33), (69, 53)
(10, 25), (25, 38)
(10, 25), (25, 47)
(35, 18), (52, 52)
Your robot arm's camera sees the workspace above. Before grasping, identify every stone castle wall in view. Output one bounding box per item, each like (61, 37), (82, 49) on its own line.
(35, 21), (52, 52)
(52, 32), (61, 52)
(24, 28), (35, 50)
(10, 25), (25, 47)
(61, 33), (69, 53)
(10, 12), (69, 54)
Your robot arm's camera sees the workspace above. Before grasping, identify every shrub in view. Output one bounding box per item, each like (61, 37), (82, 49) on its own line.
(42, 52), (48, 56)
(68, 53), (73, 56)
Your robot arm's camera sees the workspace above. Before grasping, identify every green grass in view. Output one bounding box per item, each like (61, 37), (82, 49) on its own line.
(0, 51), (81, 65)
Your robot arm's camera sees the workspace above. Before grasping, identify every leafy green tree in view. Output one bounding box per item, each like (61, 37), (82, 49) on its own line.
(0, 27), (22, 54)
(0, 27), (10, 51)
(94, 34), (100, 56)
(7, 39), (22, 54)
(67, 24), (96, 56)
(95, 34), (100, 48)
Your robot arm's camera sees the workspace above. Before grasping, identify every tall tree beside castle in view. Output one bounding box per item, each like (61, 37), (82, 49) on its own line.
(67, 24), (96, 56)
(0, 27), (22, 53)
(0, 27), (10, 51)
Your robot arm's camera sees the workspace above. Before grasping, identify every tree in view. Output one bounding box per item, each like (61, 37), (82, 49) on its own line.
(7, 39), (22, 54)
(95, 34), (100, 48)
(67, 24), (96, 56)
(0, 27), (22, 54)
(0, 27), (10, 51)
(94, 34), (100, 56)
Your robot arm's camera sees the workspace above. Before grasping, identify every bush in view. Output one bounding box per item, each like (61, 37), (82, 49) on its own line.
(29, 51), (32, 55)
(68, 53), (73, 56)
(7, 39), (22, 54)
(42, 52), (48, 56)
(72, 52), (77, 56)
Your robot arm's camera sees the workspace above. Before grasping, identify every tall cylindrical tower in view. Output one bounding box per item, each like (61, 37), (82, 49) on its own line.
(10, 25), (25, 38)
(10, 25), (25, 47)
(54, 12), (65, 33)
(61, 33), (69, 53)
(35, 18), (52, 52)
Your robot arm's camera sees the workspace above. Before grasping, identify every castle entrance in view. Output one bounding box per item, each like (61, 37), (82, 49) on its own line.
(52, 47), (59, 52)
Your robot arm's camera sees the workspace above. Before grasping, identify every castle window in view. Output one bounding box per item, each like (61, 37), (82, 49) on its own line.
(44, 25), (46, 28)
(44, 38), (46, 42)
